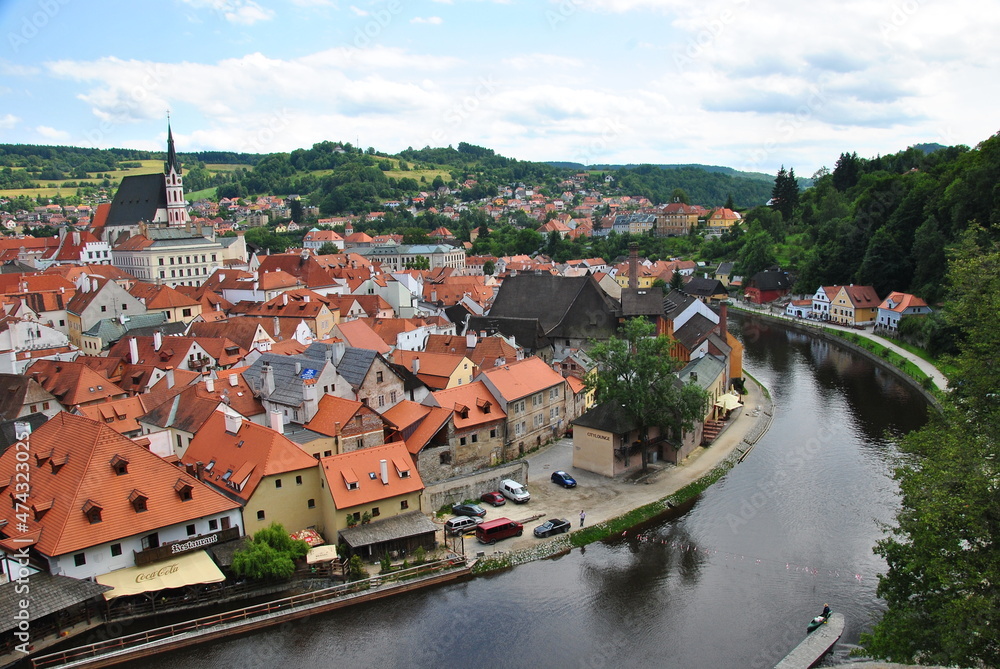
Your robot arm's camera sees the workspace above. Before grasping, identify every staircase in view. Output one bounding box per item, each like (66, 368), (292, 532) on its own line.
(701, 420), (724, 445)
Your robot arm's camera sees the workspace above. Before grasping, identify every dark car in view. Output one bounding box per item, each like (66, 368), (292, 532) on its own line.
(533, 518), (571, 538)
(551, 470), (577, 488)
(451, 503), (487, 517)
(480, 491), (506, 507)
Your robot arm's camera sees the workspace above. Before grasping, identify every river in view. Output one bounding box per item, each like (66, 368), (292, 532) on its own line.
(128, 314), (929, 669)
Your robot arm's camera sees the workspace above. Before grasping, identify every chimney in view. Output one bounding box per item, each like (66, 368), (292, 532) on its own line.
(628, 242), (638, 290)
(129, 337), (139, 364)
(195, 461), (204, 481)
(165, 366), (175, 389)
(282, 293), (288, 306)
(73, 231), (80, 246)
(223, 411), (242, 434)
(718, 301), (728, 337)
(412, 356), (420, 373)
(153, 330), (163, 351)
(295, 361), (301, 375)
(261, 363), (275, 397)
(206, 376), (215, 393)
(229, 373), (238, 387)
(466, 331), (477, 349)
(379, 459), (388, 485)
(273, 316), (280, 337)
(270, 410), (284, 434)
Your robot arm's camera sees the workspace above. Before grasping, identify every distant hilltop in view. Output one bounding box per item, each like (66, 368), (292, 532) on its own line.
(546, 162), (776, 183)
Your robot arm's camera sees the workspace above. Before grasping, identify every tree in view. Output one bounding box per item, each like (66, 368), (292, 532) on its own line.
(289, 199), (304, 223)
(862, 229), (1000, 666)
(585, 318), (708, 471)
(669, 271), (685, 292)
(724, 193), (735, 210)
(736, 224), (777, 278)
(769, 166), (799, 220)
(231, 522), (310, 581)
(671, 188), (689, 204)
(405, 255), (430, 270)
(317, 242), (338, 255)
(483, 259), (495, 276)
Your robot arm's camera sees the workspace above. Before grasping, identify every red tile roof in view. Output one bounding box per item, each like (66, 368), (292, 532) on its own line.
(0, 412), (240, 556)
(26, 359), (128, 407)
(478, 356), (566, 401)
(319, 442), (422, 509)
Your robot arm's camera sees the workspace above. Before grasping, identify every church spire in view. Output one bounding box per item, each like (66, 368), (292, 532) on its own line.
(165, 115), (181, 175)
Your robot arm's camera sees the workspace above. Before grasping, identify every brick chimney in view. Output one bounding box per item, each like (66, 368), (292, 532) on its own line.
(718, 300), (728, 337)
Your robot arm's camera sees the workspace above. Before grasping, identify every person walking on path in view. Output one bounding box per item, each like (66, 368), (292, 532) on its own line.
(579, 510), (586, 527)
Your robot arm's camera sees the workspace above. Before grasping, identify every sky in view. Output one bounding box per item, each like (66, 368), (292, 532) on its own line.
(0, 0), (996, 176)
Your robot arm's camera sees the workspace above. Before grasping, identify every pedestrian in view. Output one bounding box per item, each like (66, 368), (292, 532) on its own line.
(579, 510), (586, 527)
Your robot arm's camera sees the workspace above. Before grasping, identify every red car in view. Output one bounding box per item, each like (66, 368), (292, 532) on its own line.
(480, 491), (506, 507)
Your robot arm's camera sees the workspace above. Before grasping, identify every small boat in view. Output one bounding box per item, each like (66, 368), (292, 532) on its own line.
(807, 611), (830, 634)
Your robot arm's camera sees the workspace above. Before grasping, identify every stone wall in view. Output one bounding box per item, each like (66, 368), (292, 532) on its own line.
(421, 460), (529, 513)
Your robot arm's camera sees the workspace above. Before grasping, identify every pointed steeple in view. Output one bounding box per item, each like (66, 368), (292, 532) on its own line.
(165, 116), (181, 175)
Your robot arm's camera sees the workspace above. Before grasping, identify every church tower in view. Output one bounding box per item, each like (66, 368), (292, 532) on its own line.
(164, 119), (190, 228)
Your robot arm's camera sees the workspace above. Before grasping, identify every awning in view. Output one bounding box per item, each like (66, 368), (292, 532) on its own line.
(291, 528), (325, 547)
(96, 550), (225, 600)
(715, 393), (743, 411)
(306, 544), (339, 564)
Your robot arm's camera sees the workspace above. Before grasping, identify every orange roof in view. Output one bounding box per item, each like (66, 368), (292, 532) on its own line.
(331, 320), (392, 354)
(0, 273), (75, 295)
(320, 442), (422, 509)
(78, 396), (156, 434)
(183, 412), (318, 502)
(478, 356), (566, 402)
(0, 412), (240, 557)
(879, 291), (929, 313)
(391, 350), (470, 389)
(428, 380), (505, 431)
(26, 359), (127, 407)
(304, 394), (388, 438)
(840, 285), (880, 307)
(128, 282), (199, 310)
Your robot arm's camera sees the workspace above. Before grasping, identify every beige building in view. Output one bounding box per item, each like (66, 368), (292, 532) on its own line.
(112, 227), (247, 289)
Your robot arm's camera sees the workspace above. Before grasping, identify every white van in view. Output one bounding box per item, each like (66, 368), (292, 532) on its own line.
(499, 479), (530, 503)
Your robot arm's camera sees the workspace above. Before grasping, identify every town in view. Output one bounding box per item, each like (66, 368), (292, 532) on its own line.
(0, 128), (938, 665)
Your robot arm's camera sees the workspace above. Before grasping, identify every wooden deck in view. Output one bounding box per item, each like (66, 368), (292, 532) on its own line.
(773, 612), (845, 669)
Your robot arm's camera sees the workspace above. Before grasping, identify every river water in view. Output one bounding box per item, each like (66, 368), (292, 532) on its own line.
(130, 314), (929, 669)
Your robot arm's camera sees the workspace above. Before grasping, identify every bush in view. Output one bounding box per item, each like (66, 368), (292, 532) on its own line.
(380, 554), (392, 574)
(412, 546), (426, 565)
(347, 555), (368, 581)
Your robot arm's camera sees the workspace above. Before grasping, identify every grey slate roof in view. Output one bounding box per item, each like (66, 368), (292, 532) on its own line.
(338, 511), (438, 548)
(673, 312), (718, 351)
(105, 173), (167, 229)
(0, 412), (48, 454)
(81, 312), (171, 349)
(678, 354), (726, 390)
(335, 348), (377, 389)
(467, 316), (550, 352)
(715, 262), (734, 276)
(0, 374), (29, 421)
(571, 401), (641, 433)
(620, 287), (665, 318)
(684, 277), (727, 298)
(244, 353), (327, 408)
(748, 270), (791, 291)
(0, 573), (111, 632)
(663, 289), (697, 318)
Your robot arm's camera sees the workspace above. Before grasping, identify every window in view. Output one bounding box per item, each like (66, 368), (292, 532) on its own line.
(351, 512), (361, 522)
(533, 393), (542, 407)
(549, 387), (559, 399)
(257, 510), (265, 520)
(73, 553), (86, 567)
(459, 437), (467, 446)
(377, 395), (385, 408)
(101, 305), (107, 312)
(221, 517), (231, 530)
(390, 390), (397, 404)
(208, 518), (219, 531)
(307, 498), (316, 509)
(170, 257), (174, 265)
(182, 308), (192, 317)
(159, 258), (164, 265)
(141, 533), (159, 550)
(471, 434), (478, 443)
(371, 507), (380, 517)
(400, 500), (409, 510)
(186, 524), (196, 536)
(439, 451), (452, 465)
(275, 479), (282, 489)
(296, 475), (303, 485)
(59, 320), (65, 327)
(376, 371), (383, 383)
(42, 402), (49, 411)
(110, 543), (122, 557)
(490, 428), (497, 438)
(30, 404), (36, 413)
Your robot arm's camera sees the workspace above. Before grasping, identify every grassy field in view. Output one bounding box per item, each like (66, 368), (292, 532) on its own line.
(186, 187), (218, 201)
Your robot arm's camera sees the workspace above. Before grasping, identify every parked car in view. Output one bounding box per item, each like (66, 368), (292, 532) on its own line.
(445, 516), (483, 536)
(551, 470), (577, 488)
(499, 479), (530, 503)
(480, 491), (506, 507)
(476, 517), (523, 544)
(452, 503), (487, 517)
(533, 518), (571, 538)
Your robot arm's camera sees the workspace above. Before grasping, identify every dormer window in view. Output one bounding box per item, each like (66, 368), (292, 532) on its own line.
(129, 490), (148, 513)
(34, 449), (53, 467)
(347, 481), (359, 490)
(82, 499), (103, 524)
(32, 499), (53, 521)
(110, 454), (129, 475)
(49, 454), (68, 474)
(174, 479), (193, 501)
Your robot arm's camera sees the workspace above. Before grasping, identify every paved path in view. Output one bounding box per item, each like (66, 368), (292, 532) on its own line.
(468, 375), (774, 557)
(732, 300), (949, 391)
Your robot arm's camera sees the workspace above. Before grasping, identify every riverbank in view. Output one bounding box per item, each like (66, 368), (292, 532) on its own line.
(730, 301), (946, 408)
(469, 373), (775, 573)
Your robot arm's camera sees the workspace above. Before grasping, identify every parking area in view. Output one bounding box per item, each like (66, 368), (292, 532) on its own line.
(442, 374), (772, 558)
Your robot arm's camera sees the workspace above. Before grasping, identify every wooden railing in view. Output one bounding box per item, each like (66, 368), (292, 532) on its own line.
(32, 556), (467, 669)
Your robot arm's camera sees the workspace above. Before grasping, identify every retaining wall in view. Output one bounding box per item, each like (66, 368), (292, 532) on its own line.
(421, 460), (529, 512)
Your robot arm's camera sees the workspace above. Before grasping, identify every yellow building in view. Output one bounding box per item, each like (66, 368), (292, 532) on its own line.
(830, 285), (880, 326)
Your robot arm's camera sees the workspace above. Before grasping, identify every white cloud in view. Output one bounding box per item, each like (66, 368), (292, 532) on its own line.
(36, 126), (70, 141)
(178, 0), (274, 24)
(349, 5), (368, 16)
(411, 16), (444, 24)
(0, 114), (19, 130)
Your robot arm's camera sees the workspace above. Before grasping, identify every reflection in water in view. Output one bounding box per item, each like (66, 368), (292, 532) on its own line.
(129, 314), (930, 669)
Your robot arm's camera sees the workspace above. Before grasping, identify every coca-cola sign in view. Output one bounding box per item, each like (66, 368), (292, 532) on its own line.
(135, 563), (179, 583)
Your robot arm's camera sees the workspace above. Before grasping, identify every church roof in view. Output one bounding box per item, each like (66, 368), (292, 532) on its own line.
(105, 174), (166, 229)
